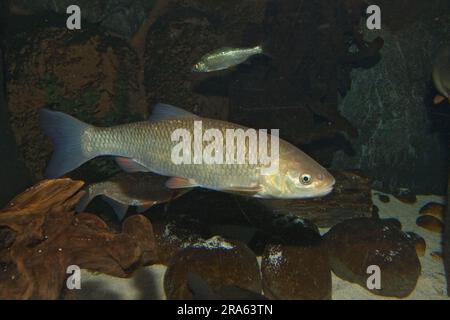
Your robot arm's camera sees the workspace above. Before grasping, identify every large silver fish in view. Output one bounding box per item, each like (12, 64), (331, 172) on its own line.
(40, 103), (335, 199)
(76, 172), (191, 220)
(433, 46), (450, 104)
(192, 45), (265, 72)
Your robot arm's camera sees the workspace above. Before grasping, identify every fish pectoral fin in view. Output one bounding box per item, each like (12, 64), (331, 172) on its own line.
(101, 196), (129, 221)
(165, 177), (199, 189)
(223, 185), (262, 196)
(149, 103), (200, 122)
(115, 157), (150, 173)
(433, 95), (446, 104)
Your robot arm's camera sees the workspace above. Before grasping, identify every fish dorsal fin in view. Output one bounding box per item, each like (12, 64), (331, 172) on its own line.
(165, 177), (199, 189)
(149, 103), (200, 122)
(115, 157), (150, 173)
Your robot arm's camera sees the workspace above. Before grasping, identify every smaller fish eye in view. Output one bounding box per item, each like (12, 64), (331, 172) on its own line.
(300, 174), (312, 185)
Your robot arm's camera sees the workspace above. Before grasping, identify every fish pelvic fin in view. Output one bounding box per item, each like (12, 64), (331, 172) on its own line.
(223, 185), (262, 197)
(433, 95), (446, 104)
(40, 108), (95, 178)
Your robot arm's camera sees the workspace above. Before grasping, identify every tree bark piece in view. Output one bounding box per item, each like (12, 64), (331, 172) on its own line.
(0, 179), (158, 300)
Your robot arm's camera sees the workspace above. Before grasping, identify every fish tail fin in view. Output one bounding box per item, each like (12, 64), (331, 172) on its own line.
(40, 108), (95, 178)
(75, 185), (100, 213)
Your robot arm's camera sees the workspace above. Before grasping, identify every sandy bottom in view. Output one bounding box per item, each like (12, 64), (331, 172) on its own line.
(75, 191), (449, 300)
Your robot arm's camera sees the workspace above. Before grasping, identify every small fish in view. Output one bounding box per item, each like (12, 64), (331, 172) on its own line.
(432, 46), (450, 104)
(40, 103), (335, 199)
(192, 45), (266, 72)
(76, 172), (191, 220)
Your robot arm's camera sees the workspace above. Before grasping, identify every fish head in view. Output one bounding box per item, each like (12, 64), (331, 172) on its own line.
(259, 145), (335, 199)
(192, 61), (208, 72)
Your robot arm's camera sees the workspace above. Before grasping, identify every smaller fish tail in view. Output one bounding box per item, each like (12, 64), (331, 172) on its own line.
(75, 184), (101, 213)
(75, 189), (94, 213)
(40, 109), (95, 178)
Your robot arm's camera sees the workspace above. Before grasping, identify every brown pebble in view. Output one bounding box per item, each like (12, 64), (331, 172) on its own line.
(394, 190), (417, 204)
(405, 232), (426, 257)
(419, 202), (445, 222)
(378, 194), (390, 203)
(431, 251), (443, 262)
(416, 215), (443, 233)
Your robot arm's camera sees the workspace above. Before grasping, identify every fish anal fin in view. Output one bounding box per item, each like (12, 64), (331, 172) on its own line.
(433, 95), (446, 104)
(223, 185), (262, 197)
(165, 177), (198, 189)
(115, 157), (150, 173)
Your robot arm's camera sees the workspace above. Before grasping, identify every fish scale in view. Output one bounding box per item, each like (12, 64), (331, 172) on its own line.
(91, 119), (262, 190)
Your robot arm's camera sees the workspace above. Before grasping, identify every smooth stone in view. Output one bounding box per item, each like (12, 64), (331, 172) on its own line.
(405, 232), (426, 257)
(416, 215), (443, 233)
(164, 236), (261, 300)
(261, 242), (331, 300)
(260, 219), (331, 300)
(324, 218), (421, 298)
(152, 216), (211, 265)
(419, 202), (445, 221)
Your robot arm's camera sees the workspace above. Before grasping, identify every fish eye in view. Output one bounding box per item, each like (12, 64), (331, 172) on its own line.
(300, 174), (312, 185)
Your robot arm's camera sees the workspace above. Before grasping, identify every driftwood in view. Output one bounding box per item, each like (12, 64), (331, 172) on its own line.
(257, 171), (374, 228)
(0, 179), (157, 300)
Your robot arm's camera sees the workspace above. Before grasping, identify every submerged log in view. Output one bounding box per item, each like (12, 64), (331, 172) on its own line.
(0, 179), (157, 300)
(256, 170), (374, 228)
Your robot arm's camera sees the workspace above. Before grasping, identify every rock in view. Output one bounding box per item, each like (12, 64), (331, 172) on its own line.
(416, 215), (444, 233)
(382, 218), (402, 230)
(257, 170), (374, 228)
(332, 3), (450, 194)
(419, 202), (445, 221)
(377, 194), (390, 203)
(0, 47), (31, 207)
(164, 236), (261, 300)
(256, 217), (331, 300)
(9, 0), (158, 39)
(405, 232), (426, 257)
(324, 218), (421, 298)
(393, 189), (417, 204)
(0, 179), (158, 299)
(152, 216), (211, 265)
(187, 272), (268, 300)
(261, 242), (331, 300)
(4, 25), (145, 182)
(144, 0), (267, 120)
